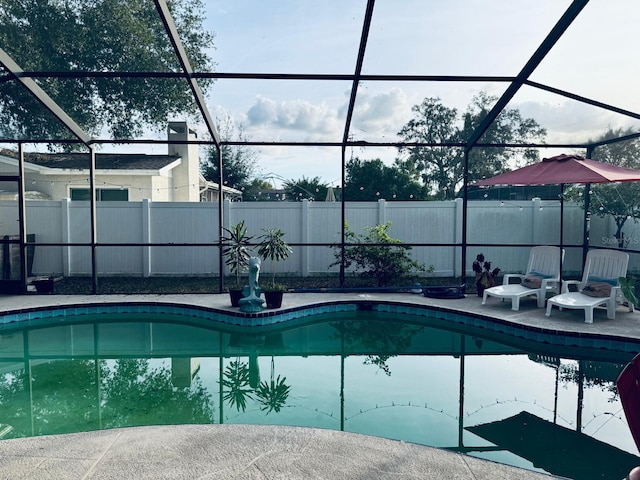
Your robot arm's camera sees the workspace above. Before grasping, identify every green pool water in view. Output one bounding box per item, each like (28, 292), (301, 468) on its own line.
(0, 309), (637, 480)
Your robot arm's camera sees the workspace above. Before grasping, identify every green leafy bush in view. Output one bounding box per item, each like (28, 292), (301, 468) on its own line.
(332, 222), (429, 287)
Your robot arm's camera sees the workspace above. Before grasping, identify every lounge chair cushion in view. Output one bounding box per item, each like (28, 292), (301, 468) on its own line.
(522, 275), (543, 289)
(521, 271), (553, 289)
(581, 275), (618, 297)
(582, 281), (612, 297)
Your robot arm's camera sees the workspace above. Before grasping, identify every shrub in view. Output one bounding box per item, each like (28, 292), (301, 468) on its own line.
(332, 222), (428, 287)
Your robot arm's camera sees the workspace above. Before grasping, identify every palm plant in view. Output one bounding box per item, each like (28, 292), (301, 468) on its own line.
(256, 228), (292, 288)
(221, 221), (254, 289)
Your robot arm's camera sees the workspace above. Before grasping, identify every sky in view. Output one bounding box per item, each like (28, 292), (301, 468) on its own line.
(188, 0), (640, 187)
(105, 0), (640, 188)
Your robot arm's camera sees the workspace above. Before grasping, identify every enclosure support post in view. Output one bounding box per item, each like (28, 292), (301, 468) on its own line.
(61, 199), (71, 276)
(89, 147), (98, 294)
(142, 199), (151, 277)
(18, 144), (27, 292)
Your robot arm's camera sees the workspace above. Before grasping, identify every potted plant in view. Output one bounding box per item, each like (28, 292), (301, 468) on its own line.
(221, 221), (254, 307)
(472, 253), (500, 297)
(257, 228), (292, 309)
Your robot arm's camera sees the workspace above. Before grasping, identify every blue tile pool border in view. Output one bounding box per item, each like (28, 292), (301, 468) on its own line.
(0, 299), (639, 355)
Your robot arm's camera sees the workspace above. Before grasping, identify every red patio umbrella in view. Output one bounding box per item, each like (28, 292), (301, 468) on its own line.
(474, 153), (640, 187)
(471, 153), (640, 279)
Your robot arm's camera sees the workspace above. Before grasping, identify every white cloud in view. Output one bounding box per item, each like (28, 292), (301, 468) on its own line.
(244, 87), (414, 143)
(234, 89), (639, 154)
(233, 90), (640, 182)
(349, 88), (410, 138)
(516, 100), (639, 144)
(245, 96), (278, 125)
(246, 95), (341, 136)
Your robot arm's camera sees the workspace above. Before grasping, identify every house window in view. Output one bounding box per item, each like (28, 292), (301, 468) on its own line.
(70, 188), (129, 201)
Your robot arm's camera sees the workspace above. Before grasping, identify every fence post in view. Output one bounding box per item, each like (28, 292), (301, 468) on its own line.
(142, 199), (151, 277)
(301, 199), (309, 276)
(455, 198), (463, 277)
(377, 198), (386, 225)
(223, 199), (231, 229)
(531, 197), (542, 244)
(61, 198), (71, 276)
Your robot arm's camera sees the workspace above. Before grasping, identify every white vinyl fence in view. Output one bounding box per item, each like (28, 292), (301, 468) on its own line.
(1, 197), (637, 279)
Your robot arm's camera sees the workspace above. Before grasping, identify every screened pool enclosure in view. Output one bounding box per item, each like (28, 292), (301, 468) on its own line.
(1, 0), (640, 293)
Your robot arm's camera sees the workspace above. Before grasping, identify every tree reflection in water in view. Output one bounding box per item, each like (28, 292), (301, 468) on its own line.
(332, 319), (424, 375)
(101, 359), (215, 427)
(0, 359), (101, 437)
(0, 358), (215, 438)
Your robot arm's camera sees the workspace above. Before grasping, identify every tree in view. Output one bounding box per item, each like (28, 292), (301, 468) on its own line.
(344, 157), (428, 201)
(570, 127), (640, 248)
(243, 179), (278, 202)
(201, 114), (258, 192)
(0, 0), (215, 144)
(283, 176), (330, 201)
(396, 92), (546, 200)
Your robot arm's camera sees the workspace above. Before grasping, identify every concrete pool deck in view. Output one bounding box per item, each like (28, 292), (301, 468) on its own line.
(0, 291), (638, 479)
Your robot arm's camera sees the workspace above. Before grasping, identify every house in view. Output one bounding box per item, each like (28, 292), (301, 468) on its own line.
(0, 122), (241, 202)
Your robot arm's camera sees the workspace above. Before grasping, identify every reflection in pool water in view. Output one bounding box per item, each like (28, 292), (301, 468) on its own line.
(0, 309), (638, 479)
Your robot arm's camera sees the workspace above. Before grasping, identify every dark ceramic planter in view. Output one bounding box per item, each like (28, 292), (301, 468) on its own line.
(33, 277), (54, 294)
(264, 290), (284, 309)
(229, 289), (244, 307)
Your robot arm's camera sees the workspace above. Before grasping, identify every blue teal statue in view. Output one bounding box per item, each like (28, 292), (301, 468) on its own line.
(239, 257), (265, 313)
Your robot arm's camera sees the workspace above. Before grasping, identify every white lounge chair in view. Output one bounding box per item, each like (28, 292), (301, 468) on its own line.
(482, 246), (563, 311)
(546, 249), (633, 324)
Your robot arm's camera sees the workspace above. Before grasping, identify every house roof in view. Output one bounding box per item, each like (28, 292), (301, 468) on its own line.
(0, 149), (179, 171)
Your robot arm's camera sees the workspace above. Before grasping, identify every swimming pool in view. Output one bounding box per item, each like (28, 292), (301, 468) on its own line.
(0, 302), (638, 480)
